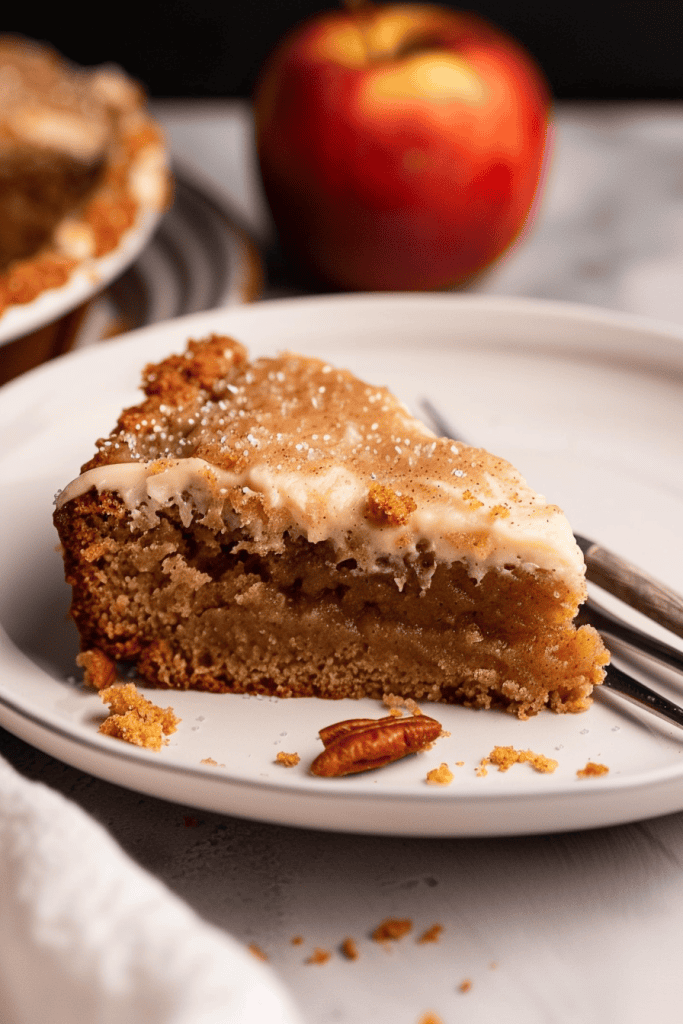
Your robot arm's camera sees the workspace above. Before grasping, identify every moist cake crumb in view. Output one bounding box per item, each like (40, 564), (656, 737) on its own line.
(341, 938), (359, 960)
(98, 682), (179, 750)
(248, 943), (268, 962)
(366, 482), (418, 526)
(291, 935), (304, 946)
(485, 745), (558, 773)
(275, 751), (300, 766)
(306, 948), (331, 965)
(383, 694), (423, 716)
(577, 761), (609, 778)
(458, 979), (473, 994)
(372, 918), (413, 943)
(77, 648), (117, 689)
(426, 763), (454, 785)
(417, 924), (444, 944)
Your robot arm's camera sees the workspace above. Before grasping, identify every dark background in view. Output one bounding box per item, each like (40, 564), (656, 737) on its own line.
(5, 2), (683, 100)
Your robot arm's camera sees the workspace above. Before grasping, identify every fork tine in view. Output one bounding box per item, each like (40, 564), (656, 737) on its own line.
(602, 664), (683, 728)
(580, 600), (683, 676)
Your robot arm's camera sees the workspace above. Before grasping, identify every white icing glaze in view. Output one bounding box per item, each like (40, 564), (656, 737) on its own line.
(56, 454), (586, 588)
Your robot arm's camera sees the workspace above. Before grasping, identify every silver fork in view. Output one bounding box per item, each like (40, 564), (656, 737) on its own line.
(420, 399), (683, 729)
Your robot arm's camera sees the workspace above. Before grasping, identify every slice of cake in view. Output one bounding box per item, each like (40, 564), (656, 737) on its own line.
(54, 334), (608, 718)
(0, 35), (169, 314)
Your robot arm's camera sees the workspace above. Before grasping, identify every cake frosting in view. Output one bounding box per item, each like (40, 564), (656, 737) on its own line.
(56, 335), (585, 589)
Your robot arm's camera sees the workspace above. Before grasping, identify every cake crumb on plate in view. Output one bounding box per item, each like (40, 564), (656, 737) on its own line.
(275, 751), (300, 766)
(486, 745), (558, 773)
(577, 761), (609, 778)
(426, 763), (454, 785)
(98, 682), (179, 751)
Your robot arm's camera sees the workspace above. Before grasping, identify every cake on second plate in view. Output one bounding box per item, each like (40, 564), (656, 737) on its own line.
(54, 334), (608, 718)
(0, 35), (169, 315)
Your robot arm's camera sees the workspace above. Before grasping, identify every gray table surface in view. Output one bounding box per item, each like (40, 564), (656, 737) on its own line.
(3, 100), (683, 1024)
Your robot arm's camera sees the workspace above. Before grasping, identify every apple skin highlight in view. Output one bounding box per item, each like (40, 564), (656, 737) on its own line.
(254, 4), (551, 292)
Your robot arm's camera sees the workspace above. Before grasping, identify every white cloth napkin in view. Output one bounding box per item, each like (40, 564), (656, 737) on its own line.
(0, 754), (303, 1024)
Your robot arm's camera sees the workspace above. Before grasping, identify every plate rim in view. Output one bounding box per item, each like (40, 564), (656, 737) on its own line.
(0, 204), (166, 348)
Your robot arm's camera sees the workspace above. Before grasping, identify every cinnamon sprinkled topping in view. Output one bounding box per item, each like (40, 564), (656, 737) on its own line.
(60, 335), (587, 590)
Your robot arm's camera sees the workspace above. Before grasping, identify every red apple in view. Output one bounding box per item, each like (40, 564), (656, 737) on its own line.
(254, 3), (551, 291)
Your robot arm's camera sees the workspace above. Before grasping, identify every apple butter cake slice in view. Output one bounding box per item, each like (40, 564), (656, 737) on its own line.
(0, 35), (169, 313)
(54, 334), (608, 717)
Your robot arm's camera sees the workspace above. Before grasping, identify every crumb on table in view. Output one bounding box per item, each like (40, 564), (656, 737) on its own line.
(372, 918), (412, 943)
(417, 924), (444, 944)
(458, 979), (472, 993)
(306, 948), (331, 965)
(248, 943), (268, 962)
(341, 937), (359, 960)
(98, 682), (179, 751)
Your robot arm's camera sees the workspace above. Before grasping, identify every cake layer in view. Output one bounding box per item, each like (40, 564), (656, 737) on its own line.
(54, 494), (606, 717)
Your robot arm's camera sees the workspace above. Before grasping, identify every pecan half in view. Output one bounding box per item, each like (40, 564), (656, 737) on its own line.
(310, 715), (442, 777)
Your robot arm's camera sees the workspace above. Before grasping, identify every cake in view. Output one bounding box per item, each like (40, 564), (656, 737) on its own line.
(53, 334), (608, 718)
(0, 36), (169, 315)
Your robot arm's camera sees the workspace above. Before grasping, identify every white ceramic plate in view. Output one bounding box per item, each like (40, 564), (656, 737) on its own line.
(73, 167), (262, 344)
(1, 294), (682, 837)
(0, 199), (165, 348)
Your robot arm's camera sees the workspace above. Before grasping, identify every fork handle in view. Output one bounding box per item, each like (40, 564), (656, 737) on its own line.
(577, 536), (683, 641)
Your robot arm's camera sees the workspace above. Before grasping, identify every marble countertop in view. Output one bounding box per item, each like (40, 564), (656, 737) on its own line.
(2, 100), (683, 1024)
